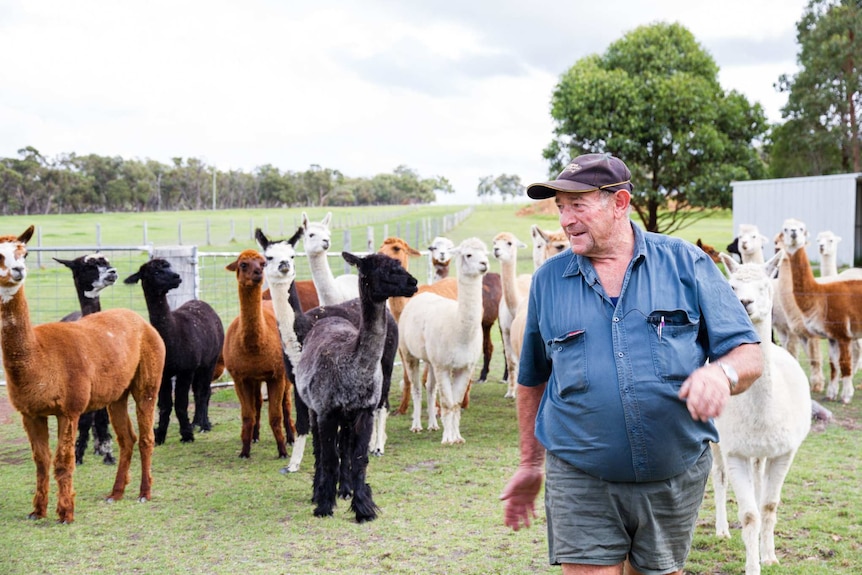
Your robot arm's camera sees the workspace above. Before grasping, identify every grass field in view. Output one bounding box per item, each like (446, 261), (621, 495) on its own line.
(0, 204), (860, 575)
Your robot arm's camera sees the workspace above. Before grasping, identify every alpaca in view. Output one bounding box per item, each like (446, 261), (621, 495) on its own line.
(530, 225), (569, 269)
(428, 236), (456, 282)
(696, 238), (722, 263)
(815, 230), (862, 375)
(255, 228), (402, 472)
(296, 251), (418, 522)
(301, 211), (359, 306)
(0, 226), (165, 523)
(492, 232), (532, 398)
(714, 253), (811, 575)
(399, 237), (489, 443)
(55, 254), (118, 466)
(771, 219), (826, 393)
(124, 258), (225, 444)
(737, 224), (768, 264)
(781, 219), (862, 404)
(223, 249), (295, 458)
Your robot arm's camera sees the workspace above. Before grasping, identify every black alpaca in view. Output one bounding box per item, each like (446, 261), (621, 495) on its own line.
(124, 258), (225, 444)
(296, 251), (417, 522)
(55, 254), (118, 465)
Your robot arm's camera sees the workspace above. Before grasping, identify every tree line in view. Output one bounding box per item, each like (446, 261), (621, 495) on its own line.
(0, 147), (454, 215)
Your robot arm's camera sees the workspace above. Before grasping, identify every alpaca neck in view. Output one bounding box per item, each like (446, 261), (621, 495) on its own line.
(500, 258), (521, 313)
(77, 293), (102, 316)
(433, 260), (450, 282)
(356, 294), (388, 367)
(744, 323), (775, 402)
(820, 252), (838, 277)
(0, 288), (38, 376)
(787, 247), (821, 316)
(237, 283), (267, 342)
(307, 251), (341, 306)
(454, 273), (484, 345)
(141, 290), (175, 334)
(266, 277), (302, 367)
(741, 250), (765, 264)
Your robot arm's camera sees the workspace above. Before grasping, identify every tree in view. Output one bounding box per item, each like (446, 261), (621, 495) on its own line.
(543, 23), (768, 234)
(771, 0), (862, 176)
(476, 174), (525, 202)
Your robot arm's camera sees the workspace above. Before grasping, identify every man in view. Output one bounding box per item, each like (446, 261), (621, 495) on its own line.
(500, 153), (763, 575)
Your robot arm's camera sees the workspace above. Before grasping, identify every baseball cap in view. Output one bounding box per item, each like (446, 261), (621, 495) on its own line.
(526, 153), (632, 200)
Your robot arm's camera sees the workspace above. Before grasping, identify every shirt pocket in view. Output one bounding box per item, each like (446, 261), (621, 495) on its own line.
(646, 309), (701, 381)
(547, 329), (588, 396)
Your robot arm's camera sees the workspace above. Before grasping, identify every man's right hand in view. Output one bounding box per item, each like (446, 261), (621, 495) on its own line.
(500, 465), (544, 531)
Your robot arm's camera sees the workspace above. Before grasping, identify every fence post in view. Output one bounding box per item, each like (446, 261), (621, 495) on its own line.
(143, 221), (148, 245)
(178, 221), (183, 245)
(152, 245), (198, 309)
(367, 226), (374, 253)
(342, 230), (352, 274)
(96, 223), (102, 248)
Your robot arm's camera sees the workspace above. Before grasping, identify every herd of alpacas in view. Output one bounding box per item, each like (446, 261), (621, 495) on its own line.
(0, 215), (858, 569)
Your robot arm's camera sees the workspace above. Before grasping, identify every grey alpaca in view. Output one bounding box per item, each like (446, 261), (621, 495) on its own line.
(55, 254), (119, 465)
(296, 251), (417, 522)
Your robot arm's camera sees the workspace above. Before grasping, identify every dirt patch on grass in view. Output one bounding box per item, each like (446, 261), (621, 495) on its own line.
(515, 198), (557, 217)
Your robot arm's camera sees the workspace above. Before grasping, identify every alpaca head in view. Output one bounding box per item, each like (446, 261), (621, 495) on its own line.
(696, 239), (721, 263)
(54, 254), (118, 299)
(539, 228), (570, 262)
(816, 230), (841, 257)
(226, 249), (266, 289)
(343, 252), (418, 303)
(721, 252), (781, 326)
(454, 237), (490, 279)
(255, 227), (301, 288)
(492, 232), (526, 264)
(780, 218), (808, 255)
(377, 237), (422, 270)
(0, 225), (34, 302)
(301, 211), (333, 256)
(428, 236), (455, 265)
(737, 224), (768, 260)
(123, 258), (182, 297)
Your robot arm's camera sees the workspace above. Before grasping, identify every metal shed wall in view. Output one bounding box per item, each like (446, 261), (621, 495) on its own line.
(731, 173), (861, 267)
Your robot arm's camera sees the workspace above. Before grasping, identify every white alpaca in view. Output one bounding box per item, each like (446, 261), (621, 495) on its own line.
(714, 253), (811, 575)
(737, 224), (768, 264)
(493, 232), (532, 399)
(301, 211), (359, 306)
(428, 236), (456, 283)
(529, 225), (569, 270)
(399, 237), (489, 444)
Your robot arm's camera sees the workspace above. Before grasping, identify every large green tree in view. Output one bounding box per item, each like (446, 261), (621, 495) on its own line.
(771, 0), (862, 176)
(544, 22), (768, 234)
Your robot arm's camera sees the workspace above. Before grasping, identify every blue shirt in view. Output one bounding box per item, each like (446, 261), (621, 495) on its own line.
(518, 223), (759, 482)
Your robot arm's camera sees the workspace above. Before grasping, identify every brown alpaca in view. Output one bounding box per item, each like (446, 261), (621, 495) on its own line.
(696, 238), (722, 263)
(223, 249), (295, 459)
(784, 239), (862, 404)
(377, 237), (476, 413)
(0, 226), (166, 523)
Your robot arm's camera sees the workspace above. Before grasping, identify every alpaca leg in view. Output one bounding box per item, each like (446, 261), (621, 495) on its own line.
(282, 389), (310, 473)
(75, 411), (93, 465)
(478, 324), (493, 383)
(425, 367), (439, 432)
(710, 443), (731, 538)
(448, 369), (471, 444)
(806, 337), (825, 393)
(174, 374), (195, 443)
(826, 339), (841, 401)
(348, 410), (378, 523)
(759, 452), (798, 566)
(407, 357), (425, 432)
(726, 454), (761, 575)
(265, 380), (289, 459)
(501, 325), (517, 398)
(154, 374), (174, 445)
(93, 408), (115, 465)
(437, 370), (457, 445)
(370, 406), (388, 456)
(192, 366), (213, 432)
(234, 380), (258, 458)
(310, 412), (322, 504)
(499, 323), (509, 382)
(106, 397), (137, 503)
(131, 381), (158, 504)
(838, 338), (855, 404)
(282, 379), (296, 445)
(253, 385), (263, 443)
(396, 349), (412, 415)
(313, 413), (339, 518)
(21, 415), (51, 520)
(53, 414), (79, 523)
(337, 423), (354, 499)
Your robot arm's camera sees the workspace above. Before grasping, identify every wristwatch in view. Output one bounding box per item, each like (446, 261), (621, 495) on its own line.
(716, 361), (739, 393)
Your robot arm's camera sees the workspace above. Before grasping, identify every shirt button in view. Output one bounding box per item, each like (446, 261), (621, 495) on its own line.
(618, 352), (624, 358)
(613, 317), (619, 322)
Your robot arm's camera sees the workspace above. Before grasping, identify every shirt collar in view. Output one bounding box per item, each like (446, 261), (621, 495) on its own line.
(562, 221), (646, 279)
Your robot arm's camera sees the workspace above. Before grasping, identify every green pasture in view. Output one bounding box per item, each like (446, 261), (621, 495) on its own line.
(1, 204), (860, 574)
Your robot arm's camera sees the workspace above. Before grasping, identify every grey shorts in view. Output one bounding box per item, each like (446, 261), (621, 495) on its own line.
(544, 447), (712, 575)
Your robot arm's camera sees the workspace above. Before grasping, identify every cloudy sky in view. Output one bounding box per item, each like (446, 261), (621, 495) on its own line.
(1, 0), (807, 204)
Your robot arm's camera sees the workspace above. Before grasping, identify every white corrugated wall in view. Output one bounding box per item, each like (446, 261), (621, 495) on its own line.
(731, 173), (861, 267)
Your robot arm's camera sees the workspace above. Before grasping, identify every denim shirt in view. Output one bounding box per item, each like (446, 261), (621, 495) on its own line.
(518, 223), (759, 482)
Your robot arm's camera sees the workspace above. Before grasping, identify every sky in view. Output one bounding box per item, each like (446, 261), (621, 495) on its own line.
(0, 0), (808, 205)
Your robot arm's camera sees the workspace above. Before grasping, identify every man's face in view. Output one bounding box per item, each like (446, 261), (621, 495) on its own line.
(555, 190), (618, 258)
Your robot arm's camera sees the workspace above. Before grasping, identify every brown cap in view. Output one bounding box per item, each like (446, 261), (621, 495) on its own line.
(527, 153), (632, 199)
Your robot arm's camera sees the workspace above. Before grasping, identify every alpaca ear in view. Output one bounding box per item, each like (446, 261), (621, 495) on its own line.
(764, 251), (782, 279)
(408, 246), (422, 257)
(53, 257), (75, 269)
(342, 251), (360, 268)
(288, 226), (303, 247)
(123, 271), (141, 285)
(18, 225), (35, 244)
(322, 212), (332, 227)
(254, 228), (269, 250)
(225, 259), (239, 272)
(518, 240), (527, 249)
(718, 252), (737, 277)
(301, 212), (310, 230)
